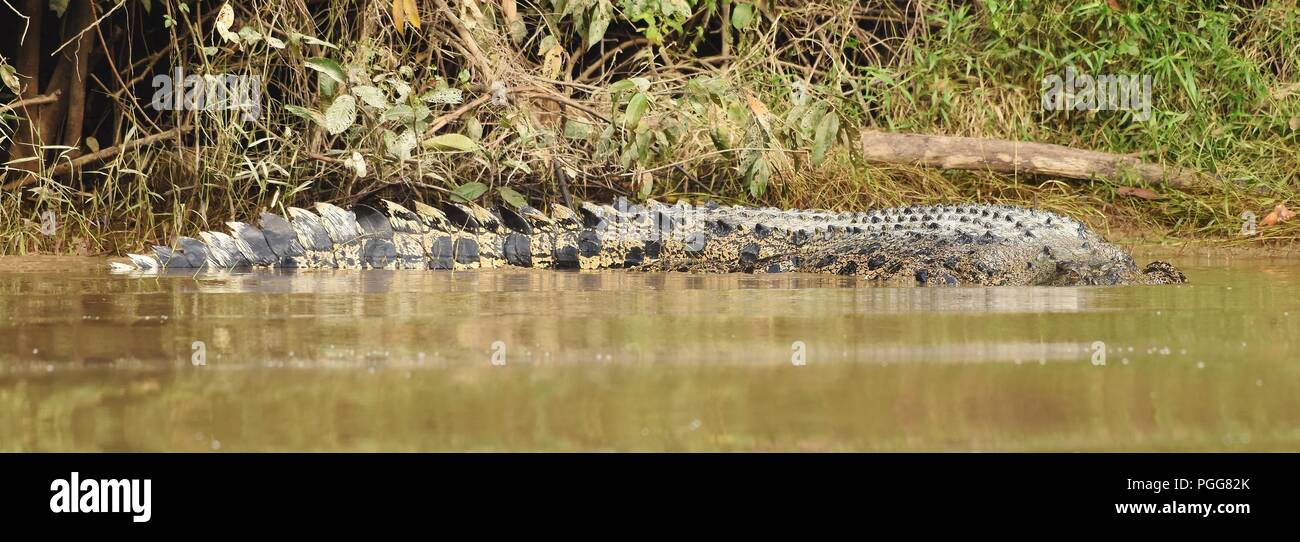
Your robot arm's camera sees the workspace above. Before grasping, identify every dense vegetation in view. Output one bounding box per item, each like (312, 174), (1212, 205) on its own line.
(1, 0), (1297, 255)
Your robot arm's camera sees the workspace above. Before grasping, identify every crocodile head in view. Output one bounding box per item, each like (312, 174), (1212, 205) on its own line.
(1048, 259), (1186, 285)
(1140, 261), (1187, 284)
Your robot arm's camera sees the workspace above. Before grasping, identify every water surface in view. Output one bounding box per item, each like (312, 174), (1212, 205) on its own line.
(0, 254), (1296, 451)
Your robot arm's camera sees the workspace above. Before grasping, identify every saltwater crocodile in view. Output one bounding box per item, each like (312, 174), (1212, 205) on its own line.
(111, 199), (1186, 286)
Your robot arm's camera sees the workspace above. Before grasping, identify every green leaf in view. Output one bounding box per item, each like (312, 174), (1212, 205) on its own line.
(644, 25), (662, 45)
(465, 117), (484, 140)
(800, 103), (826, 140)
(450, 182), (489, 203)
(587, 7), (611, 50)
(608, 79), (637, 95)
(811, 112), (839, 166)
(623, 93), (649, 130)
(538, 35), (559, 55)
(351, 85), (388, 109)
(637, 172), (653, 199)
(289, 32), (337, 49)
(498, 187), (528, 208)
(422, 133), (479, 152)
(284, 104), (324, 125)
(618, 144), (637, 168)
(635, 127), (652, 164)
(305, 57), (346, 85)
(413, 104), (432, 122)
(731, 3), (755, 31)
(319, 73), (337, 98)
(564, 119), (595, 140)
(503, 159), (533, 175)
(709, 128), (731, 151)
(748, 157), (770, 198)
(215, 3), (239, 43)
(345, 151), (368, 177)
(388, 79), (414, 101)
(727, 101), (750, 126)
(323, 95), (356, 135)
(382, 104), (415, 123)
(237, 26), (263, 44)
(384, 129), (417, 161)
(49, 0), (69, 17)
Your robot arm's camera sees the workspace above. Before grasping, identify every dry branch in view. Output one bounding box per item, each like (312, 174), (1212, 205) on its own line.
(428, 0), (495, 79)
(0, 90), (61, 114)
(858, 131), (1216, 191)
(3, 125), (189, 190)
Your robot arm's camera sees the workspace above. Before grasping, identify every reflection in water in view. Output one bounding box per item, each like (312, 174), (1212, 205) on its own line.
(0, 255), (1297, 451)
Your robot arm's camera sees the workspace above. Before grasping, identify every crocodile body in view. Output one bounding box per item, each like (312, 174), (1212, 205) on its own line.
(112, 199), (1186, 286)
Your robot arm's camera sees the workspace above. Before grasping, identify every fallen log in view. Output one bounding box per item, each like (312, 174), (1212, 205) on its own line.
(858, 131), (1215, 191)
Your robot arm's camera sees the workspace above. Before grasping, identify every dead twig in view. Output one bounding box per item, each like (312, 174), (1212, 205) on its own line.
(515, 87), (613, 124)
(47, 0), (125, 57)
(2, 124), (190, 189)
(0, 90), (61, 114)
(425, 93), (493, 136)
(577, 38), (651, 82)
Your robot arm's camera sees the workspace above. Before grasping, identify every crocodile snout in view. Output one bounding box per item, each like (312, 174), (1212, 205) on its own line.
(1142, 261), (1187, 284)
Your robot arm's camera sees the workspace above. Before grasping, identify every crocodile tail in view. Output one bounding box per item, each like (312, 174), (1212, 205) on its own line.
(313, 202), (363, 268)
(258, 212), (306, 267)
(113, 199), (664, 273)
(227, 221), (279, 266)
(286, 207), (337, 267)
(381, 200), (430, 269)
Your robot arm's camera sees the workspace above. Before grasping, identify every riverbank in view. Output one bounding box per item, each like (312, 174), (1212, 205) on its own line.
(1, 2), (1296, 256)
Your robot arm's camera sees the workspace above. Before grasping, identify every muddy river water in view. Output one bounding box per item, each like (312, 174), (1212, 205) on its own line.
(0, 254), (1296, 451)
